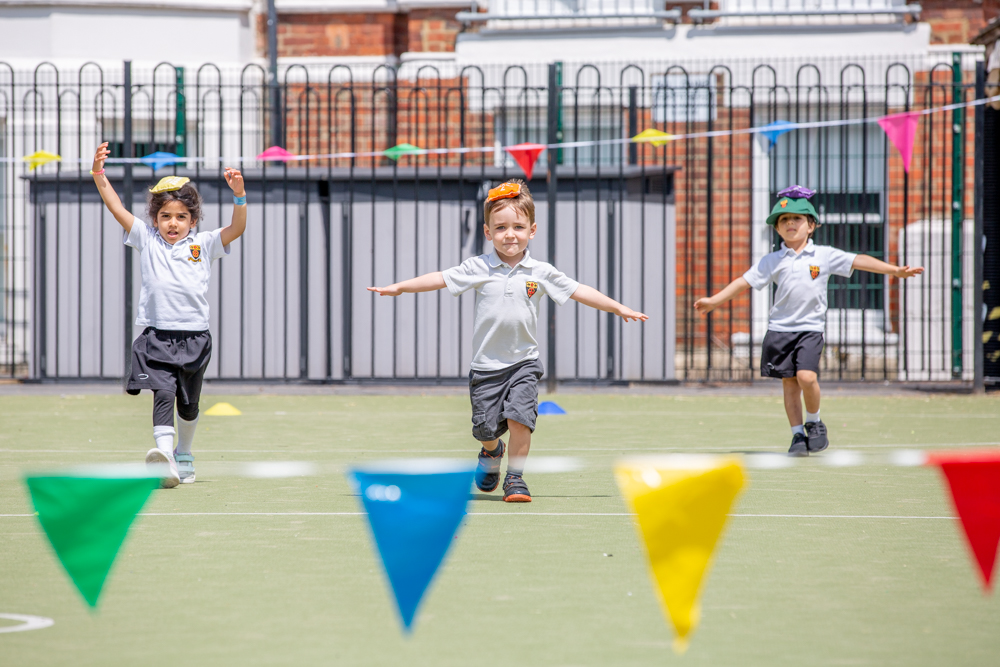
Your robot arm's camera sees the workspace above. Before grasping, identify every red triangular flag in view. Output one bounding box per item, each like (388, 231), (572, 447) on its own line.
(877, 111), (920, 174)
(257, 146), (294, 162)
(505, 143), (546, 180)
(927, 450), (1000, 591)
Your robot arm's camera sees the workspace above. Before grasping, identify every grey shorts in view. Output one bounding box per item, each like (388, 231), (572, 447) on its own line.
(761, 330), (823, 379)
(468, 358), (544, 441)
(125, 327), (212, 403)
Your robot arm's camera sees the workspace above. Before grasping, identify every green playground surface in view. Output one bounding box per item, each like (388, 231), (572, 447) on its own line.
(1, 390), (999, 666)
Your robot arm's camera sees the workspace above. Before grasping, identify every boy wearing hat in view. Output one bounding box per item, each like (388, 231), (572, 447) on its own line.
(694, 186), (923, 455)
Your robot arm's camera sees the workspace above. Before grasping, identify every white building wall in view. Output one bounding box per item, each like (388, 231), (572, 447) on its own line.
(455, 22), (933, 66)
(0, 2), (255, 65)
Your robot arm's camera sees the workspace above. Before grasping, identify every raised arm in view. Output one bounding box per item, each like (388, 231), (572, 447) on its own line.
(693, 276), (751, 315)
(220, 168), (247, 247)
(852, 254), (923, 279)
(91, 142), (134, 233)
(368, 272), (447, 296)
(570, 284), (647, 322)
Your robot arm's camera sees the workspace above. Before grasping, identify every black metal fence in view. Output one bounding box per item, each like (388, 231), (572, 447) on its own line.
(0, 54), (988, 384)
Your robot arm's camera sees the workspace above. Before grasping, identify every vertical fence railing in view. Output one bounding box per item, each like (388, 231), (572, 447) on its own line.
(0, 55), (985, 383)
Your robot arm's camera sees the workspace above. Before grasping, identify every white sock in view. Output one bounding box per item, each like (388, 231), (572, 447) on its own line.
(805, 410), (820, 424)
(791, 425), (805, 436)
(176, 415), (199, 455)
(153, 426), (175, 455)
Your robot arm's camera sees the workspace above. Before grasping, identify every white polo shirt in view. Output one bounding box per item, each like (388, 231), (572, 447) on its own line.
(743, 240), (857, 333)
(442, 249), (579, 371)
(125, 218), (230, 331)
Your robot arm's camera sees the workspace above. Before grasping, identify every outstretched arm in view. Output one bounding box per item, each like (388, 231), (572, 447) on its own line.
(91, 142), (134, 233)
(852, 254), (923, 279)
(368, 272), (446, 296)
(570, 284), (647, 322)
(694, 277), (751, 315)
(220, 168), (247, 247)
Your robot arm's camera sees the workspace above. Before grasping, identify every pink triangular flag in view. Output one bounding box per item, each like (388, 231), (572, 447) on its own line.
(257, 146), (294, 162)
(877, 111), (920, 174)
(505, 143), (546, 180)
(927, 451), (1000, 591)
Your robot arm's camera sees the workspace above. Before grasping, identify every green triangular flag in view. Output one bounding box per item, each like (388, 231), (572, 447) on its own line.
(25, 469), (160, 607)
(383, 143), (422, 161)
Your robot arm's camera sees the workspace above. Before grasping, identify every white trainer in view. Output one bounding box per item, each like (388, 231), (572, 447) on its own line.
(173, 451), (196, 484)
(145, 448), (180, 488)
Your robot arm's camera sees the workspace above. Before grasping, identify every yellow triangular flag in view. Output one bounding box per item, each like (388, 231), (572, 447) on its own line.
(23, 150), (61, 170)
(204, 402), (242, 416)
(631, 129), (674, 147)
(614, 455), (745, 653)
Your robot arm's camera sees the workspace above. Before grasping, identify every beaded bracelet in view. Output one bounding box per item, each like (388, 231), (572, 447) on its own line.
(90, 168), (105, 176)
(233, 195), (247, 205)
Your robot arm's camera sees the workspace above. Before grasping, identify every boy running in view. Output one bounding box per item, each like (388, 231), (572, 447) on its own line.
(694, 185), (923, 456)
(369, 180), (647, 501)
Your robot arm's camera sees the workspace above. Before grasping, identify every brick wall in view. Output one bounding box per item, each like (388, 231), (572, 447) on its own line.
(407, 9), (461, 53)
(923, 0), (1000, 44)
(275, 13), (400, 58)
(255, 7), (461, 58)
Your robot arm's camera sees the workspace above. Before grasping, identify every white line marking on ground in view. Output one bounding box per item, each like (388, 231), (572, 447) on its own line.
(0, 614), (54, 633)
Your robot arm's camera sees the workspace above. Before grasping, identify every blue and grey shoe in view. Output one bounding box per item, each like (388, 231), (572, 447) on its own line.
(174, 451), (196, 484)
(474, 440), (505, 492)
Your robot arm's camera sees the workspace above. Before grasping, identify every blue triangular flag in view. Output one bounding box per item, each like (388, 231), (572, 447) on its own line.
(757, 120), (796, 150)
(538, 401), (566, 415)
(139, 151), (181, 172)
(349, 460), (475, 631)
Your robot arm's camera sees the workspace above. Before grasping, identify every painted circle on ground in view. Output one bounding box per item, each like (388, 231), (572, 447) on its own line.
(0, 614), (55, 634)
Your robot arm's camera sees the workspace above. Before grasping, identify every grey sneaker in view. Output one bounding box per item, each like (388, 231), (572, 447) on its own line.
(146, 448), (180, 488)
(805, 420), (829, 453)
(174, 451), (196, 484)
(788, 432), (809, 457)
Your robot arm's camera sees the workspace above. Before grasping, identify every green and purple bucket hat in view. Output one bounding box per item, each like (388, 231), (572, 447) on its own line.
(766, 185), (819, 226)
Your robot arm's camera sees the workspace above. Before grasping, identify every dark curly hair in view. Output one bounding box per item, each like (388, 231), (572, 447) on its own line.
(146, 182), (202, 225)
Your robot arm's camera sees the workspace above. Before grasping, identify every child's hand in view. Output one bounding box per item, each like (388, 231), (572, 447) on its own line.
(224, 168), (245, 196)
(693, 297), (717, 314)
(92, 142), (110, 174)
(368, 285), (402, 297)
(893, 265), (924, 279)
(618, 306), (648, 322)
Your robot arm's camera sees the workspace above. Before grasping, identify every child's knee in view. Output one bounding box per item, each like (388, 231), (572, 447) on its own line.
(796, 370), (818, 386)
(177, 401), (199, 422)
(507, 419), (531, 435)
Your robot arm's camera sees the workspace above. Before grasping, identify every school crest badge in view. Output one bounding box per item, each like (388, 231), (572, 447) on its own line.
(780, 199), (789, 208)
(526, 281), (538, 298)
(188, 245), (202, 263)
(809, 265), (820, 280)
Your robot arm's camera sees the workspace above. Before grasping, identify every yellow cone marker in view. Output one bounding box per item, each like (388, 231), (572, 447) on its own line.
(614, 455), (745, 653)
(631, 128), (674, 147)
(23, 150), (61, 170)
(204, 402), (242, 416)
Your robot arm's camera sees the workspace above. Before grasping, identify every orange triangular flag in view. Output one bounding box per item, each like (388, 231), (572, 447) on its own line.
(505, 143), (546, 180)
(927, 450), (1000, 591)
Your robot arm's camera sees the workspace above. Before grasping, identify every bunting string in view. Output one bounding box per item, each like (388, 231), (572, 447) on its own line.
(4, 93), (999, 169)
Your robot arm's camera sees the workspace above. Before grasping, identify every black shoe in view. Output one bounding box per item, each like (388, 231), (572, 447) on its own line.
(502, 473), (532, 503)
(788, 432), (809, 457)
(475, 440), (505, 492)
(805, 420), (829, 453)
